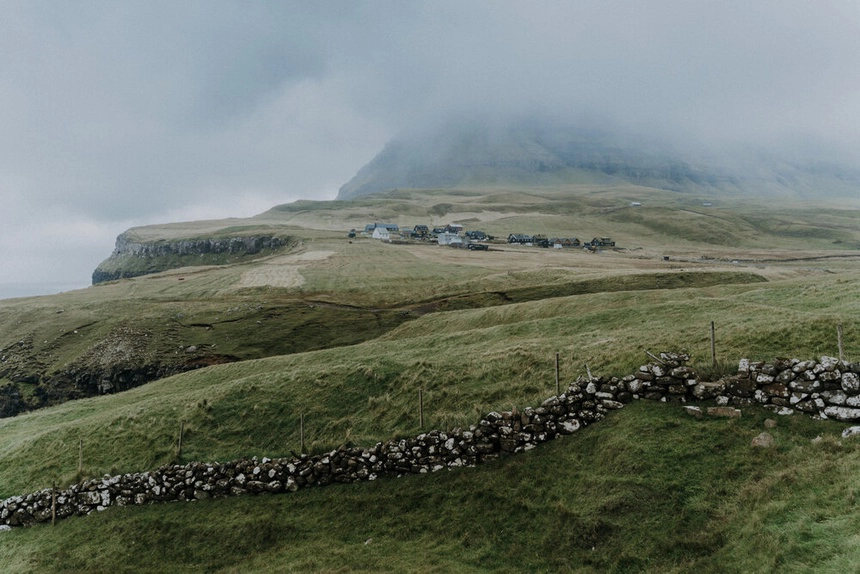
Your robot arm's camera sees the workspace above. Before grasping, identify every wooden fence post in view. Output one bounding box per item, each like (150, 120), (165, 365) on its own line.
(555, 352), (560, 395)
(300, 413), (305, 454)
(177, 421), (184, 458)
(51, 481), (56, 527)
(710, 321), (717, 369)
(838, 324), (845, 362)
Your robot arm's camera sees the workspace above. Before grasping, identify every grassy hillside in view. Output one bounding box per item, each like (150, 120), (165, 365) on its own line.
(1, 264), (858, 495)
(1, 185), (860, 571)
(2, 403), (859, 573)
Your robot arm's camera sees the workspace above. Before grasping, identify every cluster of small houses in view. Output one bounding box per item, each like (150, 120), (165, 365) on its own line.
(349, 223), (616, 251)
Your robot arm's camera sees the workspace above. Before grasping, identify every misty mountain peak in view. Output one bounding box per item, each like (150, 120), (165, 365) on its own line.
(337, 120), (860, 200)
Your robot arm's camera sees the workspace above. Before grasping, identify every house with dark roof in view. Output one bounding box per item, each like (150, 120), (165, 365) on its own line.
(364, 223), (399, 233)
(549, 237), (581, 248)
(507, 234), (533, 244)
(587, 237), (616, 248)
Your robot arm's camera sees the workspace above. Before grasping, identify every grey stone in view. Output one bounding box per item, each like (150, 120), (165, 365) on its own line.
(671, 366), (696, 379)
(762, 404), (793, 415)
(789, 379), (821, 393)
(792, 360), (815, 373)
(559, 420), (581, 434)
(790, 392), (808, 405)
(762, 383), (790, 398)
(727, 378), (756, 397)
(707, 407), (741, 418)
(683, 406), (703, 418)
(800, 370), (817, 381)
(820, 356), (840, 371)
(841, 372), (860, 393)
(692, 382), (725, 400)
(824, 406), (860, 422)
(751, 432), (775, 448)
(821, 390), (848, 406)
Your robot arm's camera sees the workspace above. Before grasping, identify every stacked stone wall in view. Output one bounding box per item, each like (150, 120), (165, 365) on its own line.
(3, 353), (860, 530)
(726, 356), (860, 421)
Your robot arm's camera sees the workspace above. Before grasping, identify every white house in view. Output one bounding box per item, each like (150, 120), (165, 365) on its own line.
(372, 227), (390, 240)
(437, 232), (463, 246)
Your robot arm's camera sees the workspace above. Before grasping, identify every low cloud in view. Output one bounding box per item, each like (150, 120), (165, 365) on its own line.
(1, 1), (857, 293)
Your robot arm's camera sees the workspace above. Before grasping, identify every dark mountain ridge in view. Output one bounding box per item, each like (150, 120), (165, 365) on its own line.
(338, 120), (860, 200)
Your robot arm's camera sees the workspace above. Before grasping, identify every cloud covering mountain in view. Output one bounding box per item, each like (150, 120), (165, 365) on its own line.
(1, 1), (858, 295)
(337, 118), (860, 199)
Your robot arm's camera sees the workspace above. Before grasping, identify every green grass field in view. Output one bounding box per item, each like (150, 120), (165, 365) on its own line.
(1, 184), (860, 571)
(3, 403), (860, 573)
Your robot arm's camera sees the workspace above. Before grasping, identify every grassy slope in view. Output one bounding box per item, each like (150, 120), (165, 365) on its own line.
(1, 268), (858, 496)
(9, 183), (829, 383)
(2, 185), (860, 571)
(2, 402), (860, 573)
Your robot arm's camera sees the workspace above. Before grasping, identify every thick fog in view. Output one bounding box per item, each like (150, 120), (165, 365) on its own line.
(1, 1), (857, 296)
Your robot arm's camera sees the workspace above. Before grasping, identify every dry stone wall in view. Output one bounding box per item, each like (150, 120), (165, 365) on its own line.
(3, 353), (860, 530)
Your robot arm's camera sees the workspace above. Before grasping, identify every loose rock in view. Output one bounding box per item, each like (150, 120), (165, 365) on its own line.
(751, 432), (775, 448)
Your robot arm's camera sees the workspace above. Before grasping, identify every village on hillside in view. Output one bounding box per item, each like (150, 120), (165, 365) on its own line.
(349, 223), (617, 252)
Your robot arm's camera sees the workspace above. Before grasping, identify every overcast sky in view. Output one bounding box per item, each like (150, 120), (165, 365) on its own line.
(1, 1), (858, 298)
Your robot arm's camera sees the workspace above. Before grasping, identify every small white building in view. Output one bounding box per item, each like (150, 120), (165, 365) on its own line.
(372, 227), (391, 240)
(437, 232), (463, 246)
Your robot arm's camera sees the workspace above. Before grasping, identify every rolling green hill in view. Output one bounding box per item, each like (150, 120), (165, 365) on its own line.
(6, 185), (860, 417)
(2, 185), (860, 571)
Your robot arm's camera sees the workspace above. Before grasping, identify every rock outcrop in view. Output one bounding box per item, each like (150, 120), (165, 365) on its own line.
(0, 329), (238, 418)
(92, 232), (292, 284)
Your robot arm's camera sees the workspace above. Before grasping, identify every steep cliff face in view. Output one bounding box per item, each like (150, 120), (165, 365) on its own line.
(92, 232), (293, 284)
